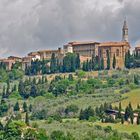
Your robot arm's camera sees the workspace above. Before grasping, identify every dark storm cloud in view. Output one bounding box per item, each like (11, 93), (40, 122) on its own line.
(0, 0), (139, 57)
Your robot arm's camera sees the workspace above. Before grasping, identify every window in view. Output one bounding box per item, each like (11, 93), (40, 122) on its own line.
(116, 49), (119, 56)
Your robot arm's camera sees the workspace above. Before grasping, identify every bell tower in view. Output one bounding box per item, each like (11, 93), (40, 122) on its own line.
(122, 19), (128, 42)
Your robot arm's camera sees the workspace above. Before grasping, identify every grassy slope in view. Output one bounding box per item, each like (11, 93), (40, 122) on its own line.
(33, 119), (140, 138)
(113, 88), (140, 109)
(94, 122), (140, 135)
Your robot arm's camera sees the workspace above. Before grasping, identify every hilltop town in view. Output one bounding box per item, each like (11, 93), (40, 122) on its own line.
(1, 20), (140, 71)
(0, 20), (140, 140)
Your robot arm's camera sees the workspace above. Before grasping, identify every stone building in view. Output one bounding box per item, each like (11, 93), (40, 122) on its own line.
(8, 56), (22, 62)
(63, 20), (130, 69)
(38, 48), (63, 60)
(98, 41), (130, 69)
(64, 42), (100, 57)
(135, 46), (140, 54)
(0, 59), (16, 70)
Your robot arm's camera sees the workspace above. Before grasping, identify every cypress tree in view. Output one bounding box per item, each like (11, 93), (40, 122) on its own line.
(0, 122), (3, 130)
(107, 50), (110, 70)
(125, 52), (128, 68)
(18, 80), (26, 98)
(121, 115), (124, 124)
(76, 53), (80, 69)
(70, 55), (76, 72)
(137, 112), (140, 125)
(50, 53), (57, 73)
(82, 62), (86, 71)
(118, 102), (122, 118)
(30, 84), (37, 97)
(101, 58), (104, 70)
(29, 104), (32, 112)
(134, 75), (139, 85)
(113, 54), (116, 69)
(68, 74), (73, 81)
(25, 112), (29, 126)
(14, 102), (20, 111)
(23, 102), (28, 112)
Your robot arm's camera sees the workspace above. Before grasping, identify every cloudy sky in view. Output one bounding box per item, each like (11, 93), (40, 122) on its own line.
(0, 0), (139, 57)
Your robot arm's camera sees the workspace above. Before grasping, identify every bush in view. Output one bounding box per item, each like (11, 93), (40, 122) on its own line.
(32, 122), (39, 129)
(104, 126), (113, 133)
(88, 116), (99, 122)
(94, 125), (102, 130)
(31, 109), (47, 120)
(129, 83), (139, 90)
(9, 91), (22, 99)
(119, 87), (131, 94)
(76, 70), (86, 78)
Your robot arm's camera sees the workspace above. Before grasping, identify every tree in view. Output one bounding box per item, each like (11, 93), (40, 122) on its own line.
(100, 58), (104, 70)
(134, 75), (139, 85)
(14, 102), (20, 111)
(112, 54), (116, 69)
(118, 102), (122, 118)
(125, 50), (131, 68)
(75, 53), (80, 69)
(65, 104), (79, 115)
(23, 102), (28, 112)
(68, 74), (73, 81)
(18, 80), (27, 98)
(137, 112), (140, 125)
(121, 115), (124, 124)
(50, 130), (65, 140)
(25, 112), (29, 126)
(63, 53), (77, 72)
(106, 50), (110, 70)
(50, 53), (57, 73)
(79, 106), (94, 120)
(124, 103), (133, 122)
(29, 104), (32, 112)
(131, 132), (140, 140)
(30, 84), (37, 97)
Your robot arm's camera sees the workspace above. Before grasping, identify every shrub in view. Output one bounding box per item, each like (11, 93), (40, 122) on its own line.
(129, 83), (139, 90)
(119, 87), (131, 94)
(104, 126), (113, 133)
(94, 125), (102, 130)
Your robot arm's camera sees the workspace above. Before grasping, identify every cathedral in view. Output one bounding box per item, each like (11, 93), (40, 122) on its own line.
(64, 20), (130, 69)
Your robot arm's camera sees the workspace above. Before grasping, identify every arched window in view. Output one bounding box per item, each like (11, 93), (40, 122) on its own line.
(116, 49), (119, 57)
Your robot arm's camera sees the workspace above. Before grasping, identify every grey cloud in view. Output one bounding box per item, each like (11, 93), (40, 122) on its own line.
(0, 0), (139, 57)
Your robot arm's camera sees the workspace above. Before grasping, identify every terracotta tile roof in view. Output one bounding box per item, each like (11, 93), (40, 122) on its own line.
(99, 41), (129, 47)
(28, 52), (39, 56)
(8, 56), (22, 59)
(0, 59), (15, 63)
(68, 41), (100, 46)
(38, 50), (59, 53)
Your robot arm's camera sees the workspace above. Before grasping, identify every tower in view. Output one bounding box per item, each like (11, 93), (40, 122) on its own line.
(122, 19), (128, 42)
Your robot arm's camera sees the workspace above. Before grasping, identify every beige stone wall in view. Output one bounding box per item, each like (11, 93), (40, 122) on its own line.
(73, 44), (96, 57)
(98, 45), (129, 69)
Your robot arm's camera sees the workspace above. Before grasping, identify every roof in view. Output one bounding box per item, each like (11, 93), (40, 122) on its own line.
(0, 59), (16, 63)
(28, 52), (39, 56)
(68, 41), (100, 46)
(38, 50), (59, 53)
(8, 56), (22, 59)
(99, 41), (130, 47)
